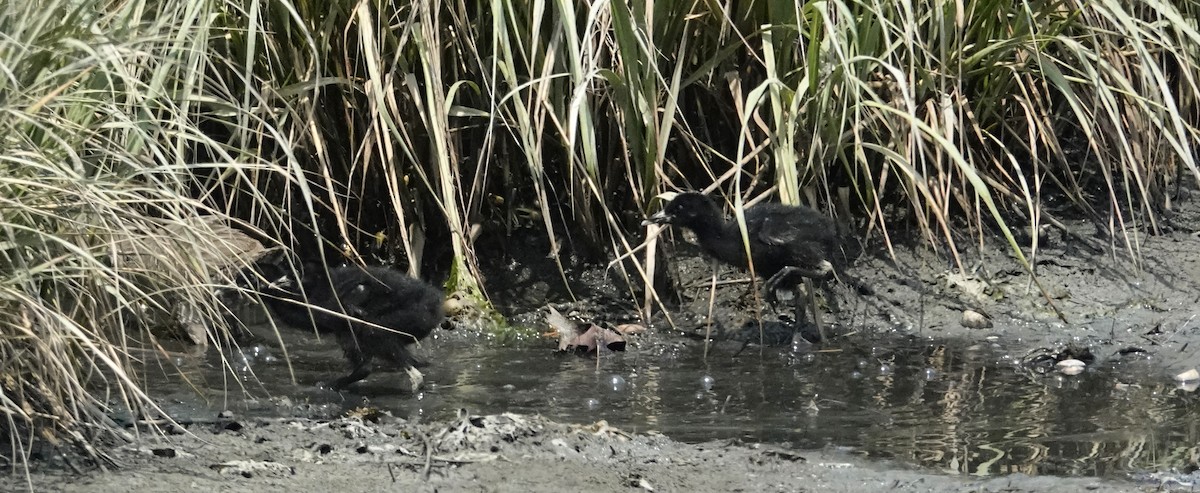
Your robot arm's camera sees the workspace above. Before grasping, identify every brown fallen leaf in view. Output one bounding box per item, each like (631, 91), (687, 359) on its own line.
(566, 324), (626, 353)
(547, 306), (626, 354)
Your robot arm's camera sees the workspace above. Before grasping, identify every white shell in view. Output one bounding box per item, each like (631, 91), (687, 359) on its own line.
(1056, 359), (1086, 376)
(960, 310), (993, 329)
(1174, 368), (1200, 382)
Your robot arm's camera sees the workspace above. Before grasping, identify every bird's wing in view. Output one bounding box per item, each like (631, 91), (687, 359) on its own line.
(755, 214), (789, 245)
(755, 207), (834, 246)
(340, 279), (394, 316)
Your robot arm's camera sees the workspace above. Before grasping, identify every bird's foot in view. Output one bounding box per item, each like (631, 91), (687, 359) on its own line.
(814, 260), (834, 278)
(791, 317), (824, 345)
(792, 328), (821, 346)
(766, 263), (835, 296)
(762, 285), (782, 305)
(406, 366), (425, 393)
(327, 364), (371, 391)
(763, 269), (795, 301)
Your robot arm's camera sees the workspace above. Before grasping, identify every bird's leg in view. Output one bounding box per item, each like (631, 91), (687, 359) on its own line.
(790, 284), (818, 344)
(330, 360), (372, 390)
(763, 268), (796, 303)
(761, 284), (778, 304)
(803, 277), (828, 343)
(765, 261), (834, 302)
(791, 283), (807, 331)
(821, 280), (840, 314)
(330, 338), (372, 390)
(733, 334), (752, 357)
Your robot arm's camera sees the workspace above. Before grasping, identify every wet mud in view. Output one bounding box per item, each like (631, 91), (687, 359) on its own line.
(8, 189), (1200, 492)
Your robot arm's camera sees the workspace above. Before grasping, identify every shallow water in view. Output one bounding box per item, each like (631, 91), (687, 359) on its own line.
(136, 325), (1200, 479)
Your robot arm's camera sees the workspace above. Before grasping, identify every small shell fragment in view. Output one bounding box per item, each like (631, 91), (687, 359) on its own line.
(1056, 359), (1086, 376)
(1174, 368), (1200, 382)
(960, 310), (993, 329)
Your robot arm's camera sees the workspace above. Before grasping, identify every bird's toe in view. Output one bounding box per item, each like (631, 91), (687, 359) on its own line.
(406, 366), (425, 392)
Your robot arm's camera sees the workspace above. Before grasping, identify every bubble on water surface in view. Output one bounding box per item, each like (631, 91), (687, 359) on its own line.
(608, 375), (627, 392)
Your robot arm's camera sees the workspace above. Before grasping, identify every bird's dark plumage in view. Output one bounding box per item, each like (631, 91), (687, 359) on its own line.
(643, 192), (840, 295)
(644, 192), (857, 342)
(256, 262), (446, 390)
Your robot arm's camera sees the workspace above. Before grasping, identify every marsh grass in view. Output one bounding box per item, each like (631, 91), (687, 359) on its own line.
(0, 0), (299, 473)
(2, 0), (1198, 475)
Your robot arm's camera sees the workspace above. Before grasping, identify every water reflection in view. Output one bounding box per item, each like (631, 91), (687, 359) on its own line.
(138, 329), (1200, 478)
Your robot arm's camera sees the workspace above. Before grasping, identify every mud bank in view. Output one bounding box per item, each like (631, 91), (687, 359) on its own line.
(6, 410), (1165, 493)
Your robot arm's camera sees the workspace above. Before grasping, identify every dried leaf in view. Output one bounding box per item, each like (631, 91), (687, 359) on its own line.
(548, 306), (627, 354)
(547, 306), (577, 351)
(568, 325), (626, 353)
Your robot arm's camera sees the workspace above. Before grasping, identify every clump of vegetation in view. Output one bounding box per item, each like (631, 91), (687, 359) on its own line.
(0, 0), (292, 470)
(221, 0), (1199, 303)
(2, 0), (1197, 475)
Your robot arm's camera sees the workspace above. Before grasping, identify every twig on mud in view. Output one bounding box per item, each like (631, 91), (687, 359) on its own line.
(680, 277), (754, 290)
(392, 448), (490, 467)
(419, 430), (434, 481)
(390, 457), (486, 467)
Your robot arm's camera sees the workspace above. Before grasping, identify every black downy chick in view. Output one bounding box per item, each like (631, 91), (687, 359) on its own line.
(643, 192), (850, 342)
(257, 262), (446, 391)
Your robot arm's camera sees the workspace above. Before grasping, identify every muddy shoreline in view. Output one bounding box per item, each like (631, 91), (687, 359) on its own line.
(8, 192), (1200, 492)
(7, 411), (1164, 493)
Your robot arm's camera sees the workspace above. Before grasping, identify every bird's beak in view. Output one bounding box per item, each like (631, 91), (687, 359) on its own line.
(270, 275), (294, 289)
(641, 210), (672, 227)
(640, 191), (679, 227)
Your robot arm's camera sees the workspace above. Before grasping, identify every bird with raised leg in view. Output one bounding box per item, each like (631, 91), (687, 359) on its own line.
(643, 191), (859, 344)
(254, 260), (447, 392)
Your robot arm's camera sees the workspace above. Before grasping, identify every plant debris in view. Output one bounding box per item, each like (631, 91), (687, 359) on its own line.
(547, 306), (627, 354)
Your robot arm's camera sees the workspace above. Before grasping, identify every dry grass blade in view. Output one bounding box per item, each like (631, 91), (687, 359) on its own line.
(0, 0), (300, 475)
